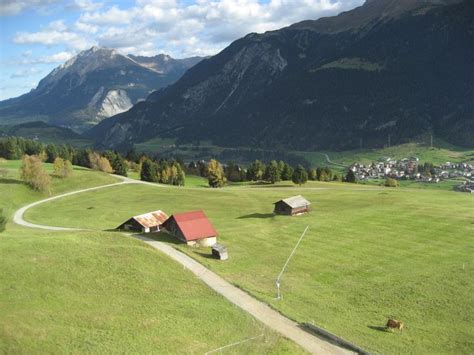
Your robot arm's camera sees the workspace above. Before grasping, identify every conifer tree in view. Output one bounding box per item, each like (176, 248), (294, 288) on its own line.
(292, 165), (308, 186)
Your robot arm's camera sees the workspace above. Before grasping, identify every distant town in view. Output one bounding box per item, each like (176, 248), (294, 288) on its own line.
(349, 157), (474, 193)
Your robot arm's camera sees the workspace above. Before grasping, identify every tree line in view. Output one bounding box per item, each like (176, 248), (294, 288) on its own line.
(188, 159), (345, 187)
(0, 136), (357, 191)
(0, 137), (128, 176)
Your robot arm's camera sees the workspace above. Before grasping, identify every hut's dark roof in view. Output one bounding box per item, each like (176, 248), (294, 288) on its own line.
(166, 210), (218, 241)
(275, 195), (311, 209)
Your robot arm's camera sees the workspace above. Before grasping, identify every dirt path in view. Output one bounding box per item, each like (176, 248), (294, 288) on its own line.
(317, 153), (347, 168)
(13, 176), (354, 354)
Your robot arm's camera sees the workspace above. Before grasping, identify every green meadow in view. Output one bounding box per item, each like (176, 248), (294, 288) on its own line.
(24, 176), (474, 353)
(0, 160), (301, 353)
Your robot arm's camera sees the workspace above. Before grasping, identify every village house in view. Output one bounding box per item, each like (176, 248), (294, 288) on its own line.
(274, 195), (311, 216)
(457, 181), (474, 194)
(116, 210), (168, 233)
(163, 210), (218, 246)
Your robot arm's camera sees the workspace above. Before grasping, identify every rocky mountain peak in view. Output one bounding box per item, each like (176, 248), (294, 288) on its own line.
(292, 0), (463, 33)
(0, 46), (204, 131)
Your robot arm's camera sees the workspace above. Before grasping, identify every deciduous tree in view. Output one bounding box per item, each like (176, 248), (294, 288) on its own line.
(208, 159), (227, 188)
(88, 152), (114, 174)
(20, 155), (51, 194)
(53, 157), (73, 178)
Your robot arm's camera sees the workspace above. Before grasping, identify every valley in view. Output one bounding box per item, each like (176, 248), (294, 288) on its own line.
(1, 0), (473, 353)
(0, 160), (302, 353)
(2, 160), (472, 353)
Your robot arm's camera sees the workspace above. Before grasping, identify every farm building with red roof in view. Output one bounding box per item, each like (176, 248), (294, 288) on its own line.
(163, 210), (218, 246)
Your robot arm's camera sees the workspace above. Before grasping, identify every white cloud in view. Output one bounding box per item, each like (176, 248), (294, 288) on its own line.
(10, 67), (41, 78)
(41, 51), (75, 63)
(13, 20), (94, 50)
(47, 19), (68, 31)
(79, 6), (135, 25)
(75, 21), (99, 34)
(73, 0), (364, 58)
(9, 0), (364, 60)
(73, 0), (103, 12)
(0, 0), (60, 16)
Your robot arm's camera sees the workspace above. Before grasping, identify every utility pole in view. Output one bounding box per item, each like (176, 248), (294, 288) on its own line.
(359, 138), (363, 150)
(388, 134), (391, 148)
(276, 226), (309, 300)
(430, 135), (433, 149)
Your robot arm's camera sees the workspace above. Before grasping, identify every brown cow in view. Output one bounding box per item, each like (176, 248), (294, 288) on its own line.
(386, 319), (404, 331)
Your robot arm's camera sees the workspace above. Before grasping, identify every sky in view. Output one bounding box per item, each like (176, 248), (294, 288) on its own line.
(0, 0), (364, 100)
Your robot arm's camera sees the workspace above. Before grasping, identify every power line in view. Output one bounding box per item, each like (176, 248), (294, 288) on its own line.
(276, 225), (309, 300)
(204, 334), (264, 354)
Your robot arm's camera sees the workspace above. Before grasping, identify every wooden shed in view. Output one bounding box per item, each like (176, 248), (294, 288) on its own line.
(274, 195), (311, 216)
(116, 210), (168, 233)
(212, 244), (228, 260)
(163, 210), (218, 246)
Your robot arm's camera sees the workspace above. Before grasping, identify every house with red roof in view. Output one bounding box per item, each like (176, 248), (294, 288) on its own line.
(163, 210), (218, 246)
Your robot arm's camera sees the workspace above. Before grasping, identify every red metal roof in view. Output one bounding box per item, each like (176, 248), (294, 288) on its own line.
(169, 210), (218, 241)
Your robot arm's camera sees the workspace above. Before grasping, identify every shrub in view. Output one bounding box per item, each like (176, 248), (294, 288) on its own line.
(53, 157), (73, 178)
(385, 178), (399, 187)
(88, 152), (114, 174)
(19, 155), (51, 194)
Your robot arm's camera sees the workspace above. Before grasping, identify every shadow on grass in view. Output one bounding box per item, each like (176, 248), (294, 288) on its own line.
(0, 178), (25, 185)
(250, 183), (295, 188)
(238, 213), (275, 219)
(193, 251), (216, 259)
(368, 325), (389, 332)
(146, 231), (183, 245)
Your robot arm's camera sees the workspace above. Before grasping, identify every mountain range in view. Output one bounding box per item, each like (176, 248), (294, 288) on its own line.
(87, 0), (474, 151)
(0, 47), (203, 131)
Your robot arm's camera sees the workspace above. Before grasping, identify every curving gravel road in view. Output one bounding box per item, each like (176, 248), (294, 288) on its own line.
(13, 175), (354, 354)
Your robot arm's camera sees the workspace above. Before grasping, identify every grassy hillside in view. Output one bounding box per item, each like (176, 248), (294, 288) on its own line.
(0, 161), (300, 353)
(25, 180), (474, 353)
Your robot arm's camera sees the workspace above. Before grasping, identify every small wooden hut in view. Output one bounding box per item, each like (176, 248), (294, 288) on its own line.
(116, 210), (168, 233)
(274, 195), (311, 216)
(163, 210), (218, 246)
